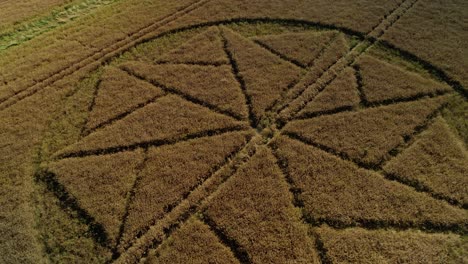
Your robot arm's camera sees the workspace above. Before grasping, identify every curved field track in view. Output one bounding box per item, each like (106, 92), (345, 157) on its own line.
(0, 1), (467, 263)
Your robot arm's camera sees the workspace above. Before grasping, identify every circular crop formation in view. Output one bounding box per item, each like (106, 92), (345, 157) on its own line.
(38, 22), (467, 263)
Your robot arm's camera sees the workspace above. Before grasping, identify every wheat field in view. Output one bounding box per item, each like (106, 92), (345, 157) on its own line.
(0, 0), (466, 263)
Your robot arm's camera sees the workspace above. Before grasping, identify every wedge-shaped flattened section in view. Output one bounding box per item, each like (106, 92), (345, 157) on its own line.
(273, 136), (467, 228)
(158, 26), (229, 65)
(317, 226), (467, 264)
(57, 95), (247, 156)
(291, 33), (349, 95)
(86, 67), (164, 130)
(121, 61), (248, 119)
(384, 117), (468, 206)
(253, 31), (337, 67)
(47, 150), (144, 247)
(284, 96), (448, 165)
(300, 67), (360, 115)
(357, 55), (452, 103)
(204, 147), (320, 264)
(120, 131), (250, 248)
(222, 28), (302, 121)
(146, 217), (240, 264)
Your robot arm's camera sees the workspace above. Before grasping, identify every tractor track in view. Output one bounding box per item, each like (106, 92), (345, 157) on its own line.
(0, 0), (211, 111)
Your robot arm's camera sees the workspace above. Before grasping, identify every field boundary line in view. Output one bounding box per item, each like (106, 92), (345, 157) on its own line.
(113, 148), (149, 256)
(283, 131), (374, 169)
(252, 39), (306, 69)
(352, 64), (369, 107)
(294, 91), (454, 121)
(202, 215), (252, 264)
(35, 169), (110, 247)
(383, 171), (467, 209)
(269, 145), (331, 262)
(153, 60), (229, 67)
(80, 77), (103, 137)
(311, 233), (332, 264)
(269, 144), (304, 208)
(0, 0), (211, 111)
(375, 41), (468, 99)
(56, 125), (248, 160)
(377, 100), (450, 168)
(83, 93), (168, 136)
(293, 105), (354, 120)
(307, 216), (467, 235)
(221, 27), (258, 127)
(120, 64), (245, 121)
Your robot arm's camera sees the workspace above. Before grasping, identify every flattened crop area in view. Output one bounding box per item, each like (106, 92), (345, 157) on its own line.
(4, 3), (467, 263)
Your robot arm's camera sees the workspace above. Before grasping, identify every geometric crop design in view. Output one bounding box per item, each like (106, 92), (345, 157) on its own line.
(41, 24), (468, 263)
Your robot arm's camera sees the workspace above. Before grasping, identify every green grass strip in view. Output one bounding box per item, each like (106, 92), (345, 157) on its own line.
(0, 0), (121, 51)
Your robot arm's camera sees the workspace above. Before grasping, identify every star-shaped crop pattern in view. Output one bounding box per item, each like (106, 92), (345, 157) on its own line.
(41, 24), (468, 263)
